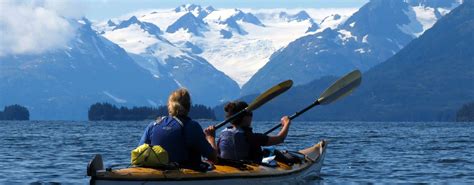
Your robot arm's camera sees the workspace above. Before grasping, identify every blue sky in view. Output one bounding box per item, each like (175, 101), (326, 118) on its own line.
(84, 0), (368, 20)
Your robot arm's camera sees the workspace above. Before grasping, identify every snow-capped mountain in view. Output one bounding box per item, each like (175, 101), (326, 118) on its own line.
(319, 14), (346, 30)
(96, 5), (349, 86)
(174, 4), (215, 19)
(227, 0), (473, 121)
(241, 0), (462, 95)
(166, 12), (208, 36)
(0, 18), (178, 120)
(101, 15), (240, 106)
(113, 16), (163, 36)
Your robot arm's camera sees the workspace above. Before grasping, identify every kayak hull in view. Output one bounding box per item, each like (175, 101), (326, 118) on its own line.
(89, 140), (326, 185)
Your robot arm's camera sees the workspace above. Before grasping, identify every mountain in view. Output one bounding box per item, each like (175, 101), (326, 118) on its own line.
(241, 0), (461, 95)
(319, 14), (345, 29)
(233, 0), (474, 121)
(97, 5), (339, 86)
(205, 9), (265, 36)
(100, 16), (240, 106)
(113, 16), (163, 36)
(0, 18), (178, 120)
(174, 4), (215, 19)
(166, 12), (208, 36)
(231, 10), (265, 27)
(407, 0), (462, 9)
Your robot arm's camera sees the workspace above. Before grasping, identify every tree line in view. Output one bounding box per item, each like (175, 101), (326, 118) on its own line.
(88, 102), (216, 121)
(456, 102), (474, 122)
(0, 104), (29, 120)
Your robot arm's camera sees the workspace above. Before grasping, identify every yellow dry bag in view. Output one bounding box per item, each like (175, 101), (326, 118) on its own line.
(131, 143), (169, 167)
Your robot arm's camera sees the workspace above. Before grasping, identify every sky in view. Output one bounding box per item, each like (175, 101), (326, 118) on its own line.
(83, 0), (369, 20)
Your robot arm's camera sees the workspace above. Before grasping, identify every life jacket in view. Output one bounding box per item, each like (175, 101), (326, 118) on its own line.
(147, 116), (188, 163)
(218, 127), (250, 160)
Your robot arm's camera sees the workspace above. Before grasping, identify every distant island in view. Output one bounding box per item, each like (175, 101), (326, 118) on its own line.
(88, 102), (216, 121)
(456, 102), (474, 122)
(0, 104), (30, 120)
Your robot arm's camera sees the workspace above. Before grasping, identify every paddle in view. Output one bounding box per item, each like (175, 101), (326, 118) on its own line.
(263, 70), (362, 135)
(214, 80), (293, 129)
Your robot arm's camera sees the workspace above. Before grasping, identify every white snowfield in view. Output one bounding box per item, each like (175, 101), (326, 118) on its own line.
(96, 6), (358, 87)
(95, 4), (456, 87)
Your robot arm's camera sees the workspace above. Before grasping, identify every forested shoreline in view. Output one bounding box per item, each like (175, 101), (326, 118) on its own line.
(456, 102), (474, 122)
(88, 103), (216, 121)
(0, 105), (29, 120)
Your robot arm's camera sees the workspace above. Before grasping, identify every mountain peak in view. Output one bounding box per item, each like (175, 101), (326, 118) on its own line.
(107, 19), (116, 27)
(175, 4), (201, 12)
(339, 0), (415, 37)
(114, 16), (140, 30)
(231, 10), (265, 27)
(292, 10), (312, 21)
(112, 16), (163, 36)
(174, 4), (215, 19)
(279, 11), (312, 22)
(166, 12), (208, 36)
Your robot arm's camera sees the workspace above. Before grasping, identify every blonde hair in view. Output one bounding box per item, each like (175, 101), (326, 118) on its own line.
(167, 88), (191, 117)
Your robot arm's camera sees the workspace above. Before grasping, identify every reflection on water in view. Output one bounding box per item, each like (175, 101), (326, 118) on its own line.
(0, 121), (473, 184)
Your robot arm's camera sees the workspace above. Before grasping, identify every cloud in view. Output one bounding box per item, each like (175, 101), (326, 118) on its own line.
(0, 0), (85, 56)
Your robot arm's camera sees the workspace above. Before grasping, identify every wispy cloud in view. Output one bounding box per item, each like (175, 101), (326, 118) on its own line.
(0, 0), (84, 56)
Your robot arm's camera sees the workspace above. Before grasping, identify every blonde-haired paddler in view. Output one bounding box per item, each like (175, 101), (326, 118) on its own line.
(139, 88), (217, 168)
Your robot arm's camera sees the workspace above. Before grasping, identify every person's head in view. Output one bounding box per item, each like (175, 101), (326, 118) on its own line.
(168, 88), (191, 117)
(224, 101), (253, 127)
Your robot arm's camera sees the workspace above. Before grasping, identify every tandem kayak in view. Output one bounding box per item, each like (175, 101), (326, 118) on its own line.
(87, 140), (327, 185)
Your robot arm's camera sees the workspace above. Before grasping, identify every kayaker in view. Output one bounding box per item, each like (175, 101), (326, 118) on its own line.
(204, 101), (291, 163)
(138, 88), (218, 167)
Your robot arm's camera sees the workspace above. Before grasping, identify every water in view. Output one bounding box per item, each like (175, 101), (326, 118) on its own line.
(1, 121), (473, 184)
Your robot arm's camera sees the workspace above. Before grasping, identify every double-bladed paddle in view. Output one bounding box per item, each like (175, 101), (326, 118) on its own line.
(214, 80), (293, 129)
(263, 70), (362, 135)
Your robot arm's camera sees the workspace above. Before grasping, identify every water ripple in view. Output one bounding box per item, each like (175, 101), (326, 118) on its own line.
(0, 121), (474, 184)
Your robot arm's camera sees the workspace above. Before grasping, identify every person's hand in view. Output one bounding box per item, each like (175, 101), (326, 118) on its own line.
(204, 126), (216, 138)
(281, 116), (290, 127)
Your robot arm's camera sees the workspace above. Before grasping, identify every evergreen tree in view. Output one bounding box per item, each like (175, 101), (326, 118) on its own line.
(87, 102), (215, 121)
(0, 104), (29, 120)
(456, 102), (474, 122)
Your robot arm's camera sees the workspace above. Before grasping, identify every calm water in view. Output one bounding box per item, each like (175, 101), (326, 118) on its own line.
(1, 121), (473, 184)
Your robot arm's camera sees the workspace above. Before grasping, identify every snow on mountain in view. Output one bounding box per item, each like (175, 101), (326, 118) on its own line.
(0, 18), (179, 120)
(114, 16), (163, 36)
(166, 12), (208, 36)
(95, 5), (358, 86)
(174, 4), (215, 19)
(319, 14), (347, 30)
(241, 0), (461, 95)
(99, 14), (240, 106)
(409, 0), (462, 35)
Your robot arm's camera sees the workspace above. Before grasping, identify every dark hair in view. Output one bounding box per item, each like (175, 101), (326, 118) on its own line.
(224, 101), (252, 126)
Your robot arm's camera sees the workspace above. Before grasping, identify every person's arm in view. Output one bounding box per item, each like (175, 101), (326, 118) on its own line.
(204, 126), (218, 151)
(204, 125), (218, 163)
(266, 116), (291, 146)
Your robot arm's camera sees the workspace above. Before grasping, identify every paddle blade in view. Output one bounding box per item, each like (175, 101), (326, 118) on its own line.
(318, 70), (362, 105)
(246, 80), (293, 112)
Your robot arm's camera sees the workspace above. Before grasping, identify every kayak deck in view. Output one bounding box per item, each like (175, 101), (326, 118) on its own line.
(89, 140), (326, 182)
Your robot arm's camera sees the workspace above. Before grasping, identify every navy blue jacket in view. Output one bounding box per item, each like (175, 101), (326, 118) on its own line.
(139, 116), (214, 165)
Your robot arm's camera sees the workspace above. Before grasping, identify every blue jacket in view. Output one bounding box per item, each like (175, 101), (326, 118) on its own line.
(139, 116), (214, 165)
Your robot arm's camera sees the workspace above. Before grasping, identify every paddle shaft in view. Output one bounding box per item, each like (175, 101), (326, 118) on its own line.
(262, 69), (362, 136)
(264, 100), (320, 135)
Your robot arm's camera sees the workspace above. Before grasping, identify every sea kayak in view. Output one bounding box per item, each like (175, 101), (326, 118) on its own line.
(87, 140), (327, 185)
